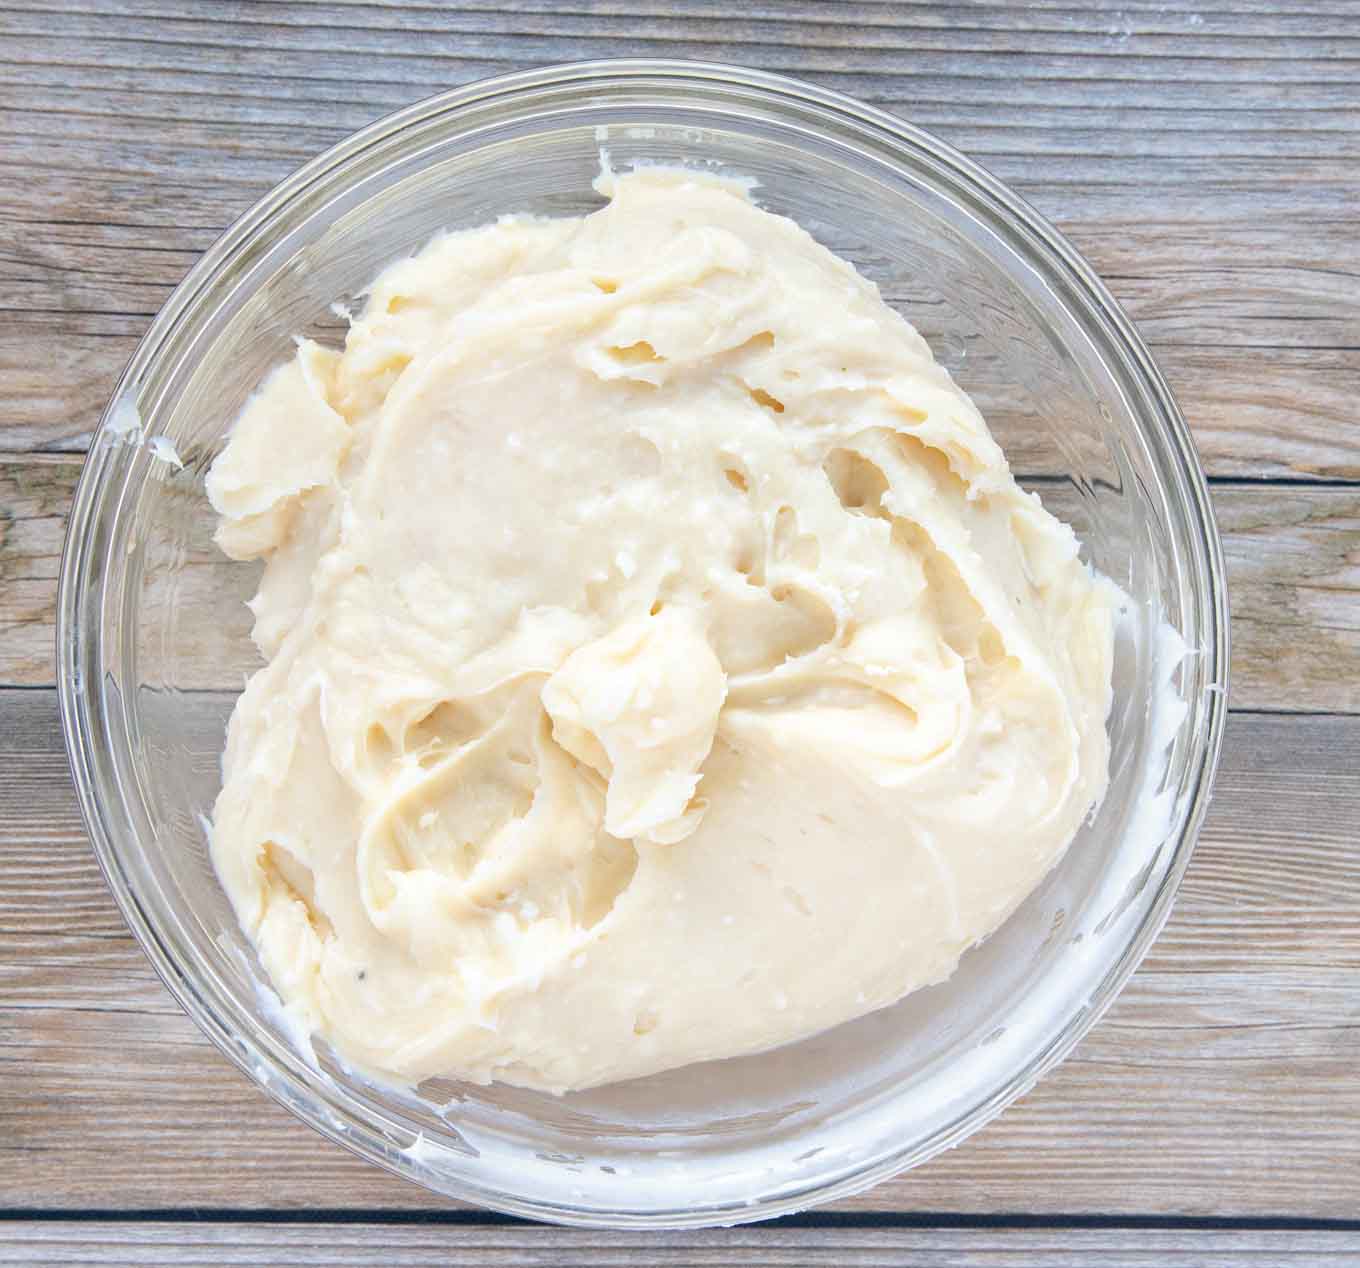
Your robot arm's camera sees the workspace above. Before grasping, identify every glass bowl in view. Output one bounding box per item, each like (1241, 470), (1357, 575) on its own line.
(57, 60), (1229, 1228)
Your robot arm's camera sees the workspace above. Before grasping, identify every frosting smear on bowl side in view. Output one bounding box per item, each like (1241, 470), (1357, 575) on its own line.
(206, 168), (1118, 1093)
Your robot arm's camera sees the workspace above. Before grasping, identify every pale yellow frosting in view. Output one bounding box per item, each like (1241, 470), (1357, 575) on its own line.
(207, 169), (1117, 1093)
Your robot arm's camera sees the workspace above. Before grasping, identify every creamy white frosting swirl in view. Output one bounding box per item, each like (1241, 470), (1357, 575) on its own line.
(207, 169), (1117, 1092)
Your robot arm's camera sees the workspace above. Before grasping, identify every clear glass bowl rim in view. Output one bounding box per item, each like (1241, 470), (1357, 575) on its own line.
(57, 58), (1231, 1228)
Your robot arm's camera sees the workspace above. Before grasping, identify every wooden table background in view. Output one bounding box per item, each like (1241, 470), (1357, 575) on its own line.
(2, 1), (1358, 1263)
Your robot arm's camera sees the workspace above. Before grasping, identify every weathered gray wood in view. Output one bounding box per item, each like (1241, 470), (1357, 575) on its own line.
(1218, 487), (1360, 713)
(0, 455), (70, 688)
(1, 1), (1356, 477)
(2, 691), (1356, 1216)
(3, 1221), (1359, 1266)
(7, 269), (1356, 479)
(4, 455), (1355, 710)
(1, 0), (1358, 1250)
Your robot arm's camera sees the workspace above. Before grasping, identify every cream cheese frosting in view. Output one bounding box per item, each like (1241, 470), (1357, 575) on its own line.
(206, 168), (1118, 1093)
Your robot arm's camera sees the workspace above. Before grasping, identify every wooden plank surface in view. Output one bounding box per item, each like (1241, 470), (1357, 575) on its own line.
(4, 229), (1357, 479)
(3, 692), (1357, 1217)
(1, 1), (1358, 478)
(3, 1221), (1359, 1267)
(5, 456), (1358, 710)
(1, 0), (1358, 1260)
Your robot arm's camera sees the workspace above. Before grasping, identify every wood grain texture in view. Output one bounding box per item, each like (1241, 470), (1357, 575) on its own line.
(2, 0), (1359, 1252)
(1219, 487), (1360, 712)
(5, 455), (1357, 709)
(0, 455), (71, 687)
(1, 0), (1357, 477)
(3, 1222), (1359, 1267)
(3, 691), (1357, 1217)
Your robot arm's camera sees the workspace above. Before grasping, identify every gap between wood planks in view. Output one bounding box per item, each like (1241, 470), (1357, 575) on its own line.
(2, 1219), (1360, 1268)
(3, 1207), (1360, 1229)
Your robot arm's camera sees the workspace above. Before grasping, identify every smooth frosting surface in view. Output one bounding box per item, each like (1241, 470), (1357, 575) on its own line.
(207, 169), (1117, 1092)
